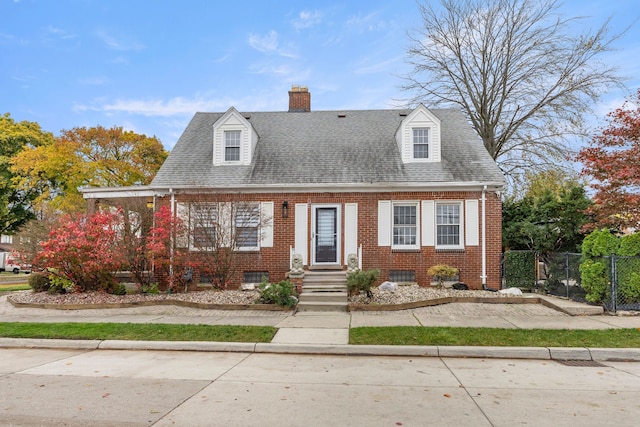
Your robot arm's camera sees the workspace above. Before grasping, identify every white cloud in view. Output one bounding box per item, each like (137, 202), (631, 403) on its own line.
(46, 26), (76, 40)
(354, 55), (404, 75)
(292, 10), (322, 30)
(248, 30), (298, 58)
(74, 96), (235, 117)
(346, 11), (388, 33)
(248, 30), (279, 53)
(95, 30), (144, 51)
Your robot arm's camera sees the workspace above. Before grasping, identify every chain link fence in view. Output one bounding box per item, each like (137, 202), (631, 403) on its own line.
(501, 251), (640, 313)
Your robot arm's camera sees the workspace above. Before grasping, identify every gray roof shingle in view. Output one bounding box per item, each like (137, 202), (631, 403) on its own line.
(151, 108), (505, 189)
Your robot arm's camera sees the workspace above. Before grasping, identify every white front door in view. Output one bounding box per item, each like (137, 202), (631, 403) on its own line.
(311, 204), (341, 265)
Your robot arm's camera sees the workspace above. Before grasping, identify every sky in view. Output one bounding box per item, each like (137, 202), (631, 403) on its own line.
(2, 0), (639, 150)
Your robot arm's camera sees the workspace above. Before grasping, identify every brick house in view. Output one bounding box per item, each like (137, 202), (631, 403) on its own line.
(83, 87), (505, 289)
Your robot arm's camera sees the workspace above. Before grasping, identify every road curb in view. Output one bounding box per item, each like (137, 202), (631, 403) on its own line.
(0, 337), (101, 350)
(1, 337), (638, 361)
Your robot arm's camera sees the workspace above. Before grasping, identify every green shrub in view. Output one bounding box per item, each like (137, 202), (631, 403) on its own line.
(142, 282), (160, 294)
(111, 284), (127, 295)
(503, 251), (536, 289)
(619, 233), (640, 256)
(347, 269), (380, 296)
(48, 274), (75, 294)
(427, 264), (459, 288)
(619, 271), (640, 303)
(28, 273), (51, 293)
(580, 259), (609, 304)
(582, 229), (619, 257)
(258, 278), (297, 307)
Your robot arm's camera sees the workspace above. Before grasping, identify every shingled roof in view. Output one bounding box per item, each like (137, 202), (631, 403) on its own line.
(151, 108), (505, 190)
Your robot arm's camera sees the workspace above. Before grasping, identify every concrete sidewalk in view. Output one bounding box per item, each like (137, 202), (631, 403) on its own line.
(4, 347), (640, 426)
(1, 293), (639, 361)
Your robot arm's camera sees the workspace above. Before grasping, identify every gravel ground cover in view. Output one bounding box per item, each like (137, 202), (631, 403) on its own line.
(349, 284), (515, 304)
(10, 284), (514, 306)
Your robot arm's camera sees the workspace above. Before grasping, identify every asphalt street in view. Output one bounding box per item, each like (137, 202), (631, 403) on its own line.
(1, 347), (639, 426)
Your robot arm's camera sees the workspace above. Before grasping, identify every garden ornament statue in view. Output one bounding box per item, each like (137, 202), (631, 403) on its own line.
(347, 253), (359, 273)
(290, 254), (304, 277)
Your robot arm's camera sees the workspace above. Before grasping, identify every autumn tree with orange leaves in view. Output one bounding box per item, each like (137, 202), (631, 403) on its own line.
(577, 89), (640, 232)
(11, 125), (168, 213)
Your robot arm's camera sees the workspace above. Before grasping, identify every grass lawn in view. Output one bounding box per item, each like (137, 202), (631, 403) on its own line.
(0, 284), (31, 294)
(0, 322), (277, 343)
(350, 326), (640, 348)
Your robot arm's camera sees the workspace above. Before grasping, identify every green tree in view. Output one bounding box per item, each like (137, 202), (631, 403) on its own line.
(0, 113), (55, 233)
(11, 125), (168, 213)
(503, 172), (591, 254)
(405, 0), (626, 187)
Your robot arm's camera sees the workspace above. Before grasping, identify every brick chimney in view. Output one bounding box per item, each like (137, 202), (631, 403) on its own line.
(288, 85), (311, 112)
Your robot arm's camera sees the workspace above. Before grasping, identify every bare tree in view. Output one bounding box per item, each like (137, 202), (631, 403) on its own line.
(178, 198), (272, 289)
(404, 0), (627, 187)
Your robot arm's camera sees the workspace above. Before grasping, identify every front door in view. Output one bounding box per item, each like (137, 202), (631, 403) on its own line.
(313, 205), (340, 265)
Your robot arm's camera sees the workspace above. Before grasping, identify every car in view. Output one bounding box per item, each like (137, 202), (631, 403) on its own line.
(5, 259), (31, 274)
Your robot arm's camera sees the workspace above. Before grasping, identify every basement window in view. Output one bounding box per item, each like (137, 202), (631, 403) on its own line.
(389, 270), (415, 282)
(244, 271), (269, 283)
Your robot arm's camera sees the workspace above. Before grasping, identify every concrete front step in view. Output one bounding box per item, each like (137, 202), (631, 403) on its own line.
(298, 271), (349, 312)
(297, 301), (348, 312)
(299, 291), (348, 303)
(302, 284), (347, 291)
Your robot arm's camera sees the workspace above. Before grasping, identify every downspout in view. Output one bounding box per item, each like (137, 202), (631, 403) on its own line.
(169, 189), (175, 280)
(481, 185), (487, 286)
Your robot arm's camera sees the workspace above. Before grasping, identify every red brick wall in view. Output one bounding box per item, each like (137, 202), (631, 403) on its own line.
(154, 190), (502, 290)
(288, 90), (311, 112)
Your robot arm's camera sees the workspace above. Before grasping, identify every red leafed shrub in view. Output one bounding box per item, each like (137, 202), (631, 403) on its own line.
(146, 205), (191, 292)
(36, 210), (126, 292)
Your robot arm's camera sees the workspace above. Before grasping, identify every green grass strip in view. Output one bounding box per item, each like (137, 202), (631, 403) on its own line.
(0, 285), (31, 293)
(0, 322), (277, 343)
(350, 326), (640, 348)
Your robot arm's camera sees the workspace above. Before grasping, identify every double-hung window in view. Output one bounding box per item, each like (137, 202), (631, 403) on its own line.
(412, 128), (429, 159)
(235, 203), (260, 250)
(393, 203), (418, 249)
(436, 203), (461, 248)
(191, 203), (218, 250)
(224, 130), (241, 162)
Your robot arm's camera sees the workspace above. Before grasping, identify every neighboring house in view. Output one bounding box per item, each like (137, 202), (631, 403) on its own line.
(83, 86), (505, 289)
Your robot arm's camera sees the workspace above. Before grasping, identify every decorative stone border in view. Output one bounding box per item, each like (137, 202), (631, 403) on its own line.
(6, 295), (292, 311)
(6, 294), (575, 315)
(349, 296), (574, 315)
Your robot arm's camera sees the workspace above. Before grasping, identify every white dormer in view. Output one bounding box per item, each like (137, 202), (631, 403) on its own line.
(212, 107), (258, 166)
(395, 104), (441, 163)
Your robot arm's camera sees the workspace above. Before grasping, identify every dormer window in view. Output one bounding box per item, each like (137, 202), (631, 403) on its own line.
(396, 104), (441, 164)
(413, 128), (429, 159)
(213, 107), (258, 166)
(224, 130), (241, 162)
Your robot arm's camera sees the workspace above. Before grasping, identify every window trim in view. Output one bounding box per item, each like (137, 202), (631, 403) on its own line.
(391, 201), (420, 250)
(435, 201), (464, 250)
(235, 202), (260, 251)
(224, 130), (241, 163)
(189, 202), (219, 251)
(188, 202), (262, 252)
(412, 127), (429, 160)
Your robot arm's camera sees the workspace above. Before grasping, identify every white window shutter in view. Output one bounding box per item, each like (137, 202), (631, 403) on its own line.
(344, 203), (358, 263)
(176, 202), (189, 248)
(465, 199), (479, 246)
(260, 202), (274, 248)
(219, 202), (233, 247)
(422, 200), (435, 246)
(294, 204), (308, 265)
(378, 201), (391, 246)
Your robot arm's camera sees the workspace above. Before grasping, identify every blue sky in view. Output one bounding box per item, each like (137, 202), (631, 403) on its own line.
(2, 0), (639, 150)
